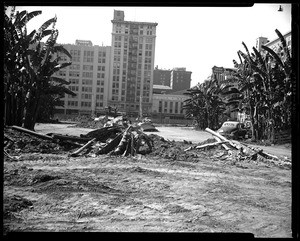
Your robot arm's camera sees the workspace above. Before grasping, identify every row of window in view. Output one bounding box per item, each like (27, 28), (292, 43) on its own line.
(158, 101), (184, 114)
(114, 27), (154, 36)
(67, 101), (103, 107)
(69, 79), (104, 86)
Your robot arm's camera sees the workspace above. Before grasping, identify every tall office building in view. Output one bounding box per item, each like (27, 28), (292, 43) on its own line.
(109, 10), (158, 117)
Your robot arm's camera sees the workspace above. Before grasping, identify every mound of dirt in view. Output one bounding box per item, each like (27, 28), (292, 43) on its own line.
(4, 127), (79, 155)
(146, 134), (215, 162)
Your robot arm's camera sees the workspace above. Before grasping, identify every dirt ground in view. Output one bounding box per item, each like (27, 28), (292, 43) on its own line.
(3, 123), (292, 237)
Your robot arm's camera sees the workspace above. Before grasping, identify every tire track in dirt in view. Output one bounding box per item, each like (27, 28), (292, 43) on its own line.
(4, 152), (291, 236)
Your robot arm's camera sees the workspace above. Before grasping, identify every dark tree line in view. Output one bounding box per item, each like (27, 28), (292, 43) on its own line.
(183, 29), (293, 142)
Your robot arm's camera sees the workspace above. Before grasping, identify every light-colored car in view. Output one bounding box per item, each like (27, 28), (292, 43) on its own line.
(217, 121), (248, 139)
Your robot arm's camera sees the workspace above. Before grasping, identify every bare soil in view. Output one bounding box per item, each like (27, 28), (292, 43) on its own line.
(3, 123), (292, 237)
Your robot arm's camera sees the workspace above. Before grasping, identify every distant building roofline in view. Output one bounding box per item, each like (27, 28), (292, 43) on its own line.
(111, 20), (158, 26)
(262, 30), (291, 47)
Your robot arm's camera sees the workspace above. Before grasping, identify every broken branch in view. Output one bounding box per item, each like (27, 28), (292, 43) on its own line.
(69, 138), (97, 157)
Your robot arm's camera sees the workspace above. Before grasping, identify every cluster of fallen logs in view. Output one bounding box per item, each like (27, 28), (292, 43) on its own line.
(184, 128), (291, 167)
(5, 125), (154, 158)
(4, 125), (291, 168)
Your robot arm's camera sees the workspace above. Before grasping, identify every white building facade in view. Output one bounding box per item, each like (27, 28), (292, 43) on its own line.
(55, 40), (111, 116)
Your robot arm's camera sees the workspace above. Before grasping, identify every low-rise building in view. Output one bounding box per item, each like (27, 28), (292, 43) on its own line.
(151, 89), (191, 124)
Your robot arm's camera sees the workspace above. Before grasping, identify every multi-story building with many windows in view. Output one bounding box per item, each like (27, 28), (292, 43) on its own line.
(53, 10), (190, 123)
(153, 67), (192, 94)
(109, 10), (158, 117)
(54, 40), (111, 116)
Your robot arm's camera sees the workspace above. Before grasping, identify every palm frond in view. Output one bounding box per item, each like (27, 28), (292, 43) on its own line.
(19, 11), (42, 27)
(53, 45), (72, 59)
(37, 16), (57, 34)
(261, 45), (284, 70)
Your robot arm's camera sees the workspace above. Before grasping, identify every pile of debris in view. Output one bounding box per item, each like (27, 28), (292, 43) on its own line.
(4, 126), (79, 156)
(183, 128), (292, 169)
(4, 125), (155, 159)
(3, 125), (291, 169)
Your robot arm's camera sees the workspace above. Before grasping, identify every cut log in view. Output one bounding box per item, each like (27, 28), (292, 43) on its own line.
(239, 141), (280, 160)
(205, 128), (257, 156)
(205, 128), (240, 150)
(69, 138), (97, 157)
(96, 133), (123, 155)
(11, 125), (53, 140)
(213, 136), (230, 151)
(195, 141), (229, 150)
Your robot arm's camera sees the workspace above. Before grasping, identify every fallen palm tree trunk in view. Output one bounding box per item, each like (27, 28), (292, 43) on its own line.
(51, 133), (92, 143)
(93, 125), (153, 157)
(194, 141), (230, 150)
(11, 125), (53, 140)
(96, 133), (123, 155)
(205, 128), (242, 150)
(80, 126), (122, 142)
(205, 128), (281, 160)
(238, 141), (280, 160)
(213, 136), (230, 151)
(184, 141), (229, 152)
(69, 138), (97, 157)
(110, 126), (133, 156)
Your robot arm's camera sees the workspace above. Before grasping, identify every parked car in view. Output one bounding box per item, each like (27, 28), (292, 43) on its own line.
(217, 121), (249, 139)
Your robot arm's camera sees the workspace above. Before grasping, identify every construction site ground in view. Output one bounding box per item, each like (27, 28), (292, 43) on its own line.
(3, 123), (292, 237)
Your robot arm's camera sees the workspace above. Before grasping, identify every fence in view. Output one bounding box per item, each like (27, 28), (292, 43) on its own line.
(274, 129), (291, 144)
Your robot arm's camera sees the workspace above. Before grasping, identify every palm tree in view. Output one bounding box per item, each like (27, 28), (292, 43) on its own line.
(183, 77), (225, 130)
(4, 7), (42, 126)
(4, 7), (75, 130)
(231, 29), (292, 142)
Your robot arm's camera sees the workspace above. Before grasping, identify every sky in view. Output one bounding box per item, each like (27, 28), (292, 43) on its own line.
(9, 4), (292, 87)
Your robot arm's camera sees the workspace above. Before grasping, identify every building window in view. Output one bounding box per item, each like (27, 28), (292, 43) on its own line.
(83, 65), (93, 71)
(69, 71), (80, 77)
(82, 79), (93, 85)
(81, 101), (91, 107)
(83, 50), (94, 62)
(69, 79), (79, 84)
(82, 72), (93, 78)
(67, 101), (78, 106)
(82, 86), (92, 92)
